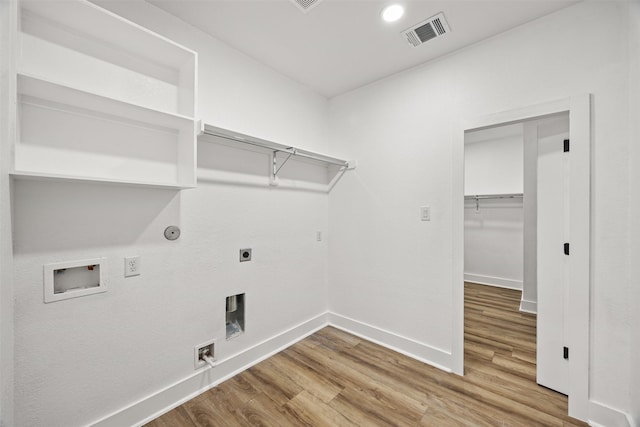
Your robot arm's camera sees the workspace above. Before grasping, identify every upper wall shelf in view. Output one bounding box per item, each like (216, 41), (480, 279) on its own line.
(17, 73), (194, 129)
(198, 123), (354, 184)
(12, 0), (198, 189)
(19, 0), (197, 117)
(464, 193), (524, 200)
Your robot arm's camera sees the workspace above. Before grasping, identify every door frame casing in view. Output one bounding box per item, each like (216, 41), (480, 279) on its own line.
(451, 95), (591, 421)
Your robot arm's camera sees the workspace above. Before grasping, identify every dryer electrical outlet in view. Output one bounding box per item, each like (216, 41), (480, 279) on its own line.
(239, 248), (252, 262)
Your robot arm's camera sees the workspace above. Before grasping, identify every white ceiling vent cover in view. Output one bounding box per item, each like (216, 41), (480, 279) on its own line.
(289, 0), (323, 13)
(402, 12), (450, 47)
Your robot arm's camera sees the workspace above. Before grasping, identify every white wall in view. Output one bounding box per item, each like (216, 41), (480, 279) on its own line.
(464, 201), (523, 289)
(627, 1), (640, 424)
(464, 126), (524, 289)
(328, 0), (633, 418)
(464, 127), (523, 195)
(0, 1), (16, 426)
(10, 2), (331, 426)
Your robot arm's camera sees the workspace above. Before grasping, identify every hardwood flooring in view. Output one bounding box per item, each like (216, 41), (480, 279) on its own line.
(147, 283), (587, 426)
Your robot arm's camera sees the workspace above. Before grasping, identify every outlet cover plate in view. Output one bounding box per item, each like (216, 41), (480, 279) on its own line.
(125, 256), (140, 277)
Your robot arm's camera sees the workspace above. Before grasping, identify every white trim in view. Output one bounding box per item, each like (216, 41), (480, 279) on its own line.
(328, 313), (452, 373)
(0, 1), (17, 425)
(519, 298), (537, 314)
(90, 311), (459, 426)
(453, 94), (591, 421)
(588, 400), (631, 427)
(566, 94), (591, 419)
(464, 274), (522, 290)
(90, 312), (329, 427)
(91, 306), (628, 427)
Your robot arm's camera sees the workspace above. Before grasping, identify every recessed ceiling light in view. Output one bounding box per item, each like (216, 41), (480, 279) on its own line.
(381, 4), (404, 23)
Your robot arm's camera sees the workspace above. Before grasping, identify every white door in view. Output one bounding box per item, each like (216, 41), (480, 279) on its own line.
(537, 122), (570, 395)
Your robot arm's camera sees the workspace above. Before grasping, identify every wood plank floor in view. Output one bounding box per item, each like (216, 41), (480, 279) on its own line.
(147, 283), (587, 426)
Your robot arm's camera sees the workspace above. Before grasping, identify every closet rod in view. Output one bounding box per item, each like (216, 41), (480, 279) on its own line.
(199, 123), (349, 168)
(464, 193), (523, 200)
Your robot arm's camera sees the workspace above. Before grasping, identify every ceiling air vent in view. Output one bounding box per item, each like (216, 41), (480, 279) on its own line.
(402, 12), (450, 47)
(289, 0), (323, 13)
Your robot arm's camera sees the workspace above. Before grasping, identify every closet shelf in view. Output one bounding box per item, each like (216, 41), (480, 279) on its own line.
(13, 0), (198, 190)
(198, 123), (354, 182)
(465, 193), (523, 212)
(20, 0), (195, 70)
(9, 170), (194, 190)
(18, 73), (195, 130)
(464, 193), (523, 200)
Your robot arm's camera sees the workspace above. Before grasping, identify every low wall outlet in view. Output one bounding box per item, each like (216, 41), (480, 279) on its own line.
(125, 256), (140, 277)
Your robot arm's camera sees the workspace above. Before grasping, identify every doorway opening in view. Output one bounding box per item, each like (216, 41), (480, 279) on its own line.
(451, 95), (591, 422)
(462, 114), (579, 423)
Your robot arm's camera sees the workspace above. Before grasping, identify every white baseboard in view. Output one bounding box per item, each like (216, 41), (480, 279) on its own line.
(519, 298), (537, 314)
(464, 273), (523, 290)
(588, 400), (631, 427)
(88, 311), (456, 427)
(328, 312), (452, 373)
(90, 312), (330, 427)
(87, 309), (635, 427)
(90, 311), (455, 426)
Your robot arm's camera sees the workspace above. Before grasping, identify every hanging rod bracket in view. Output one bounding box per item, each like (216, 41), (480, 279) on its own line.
(273, 149), (296, 178)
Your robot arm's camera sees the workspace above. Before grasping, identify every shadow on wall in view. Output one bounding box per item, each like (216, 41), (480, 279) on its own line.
(12, 179), (180, 255)
(197, 138), (342, 190)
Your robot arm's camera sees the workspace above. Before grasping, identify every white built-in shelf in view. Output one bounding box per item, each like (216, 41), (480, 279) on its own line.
(199, 123), (354, 185)
(17, 74), (194, 129)
(10, 171), (193, 190)
(12, 0), (198, 189)
(20, 0), (195, 70)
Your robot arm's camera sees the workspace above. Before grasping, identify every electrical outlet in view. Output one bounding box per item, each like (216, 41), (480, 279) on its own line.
(194, 339), (216, 369)
(316, 231), (322, 242)
(239, 248), (252, 262)
(124, 256), (140, 277)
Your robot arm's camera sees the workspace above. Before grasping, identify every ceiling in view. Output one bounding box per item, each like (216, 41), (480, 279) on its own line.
(148, 0), (579, 98)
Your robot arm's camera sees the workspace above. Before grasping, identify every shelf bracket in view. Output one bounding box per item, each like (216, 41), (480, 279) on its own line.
(271, 149), (296, 184)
